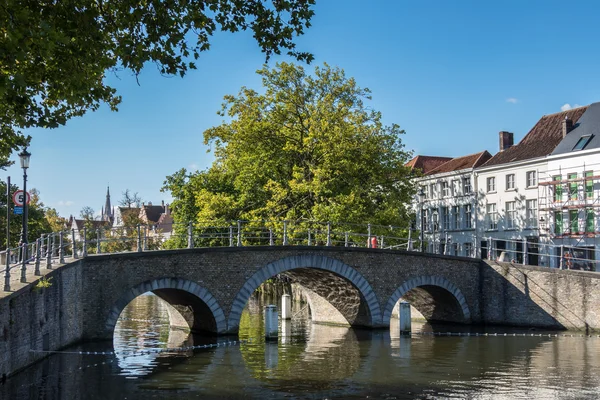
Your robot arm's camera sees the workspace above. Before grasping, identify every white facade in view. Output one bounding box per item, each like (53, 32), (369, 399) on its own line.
(542, 147), (600, 269)
(416, 168), (478, 257)
(473, 157), (546, 265)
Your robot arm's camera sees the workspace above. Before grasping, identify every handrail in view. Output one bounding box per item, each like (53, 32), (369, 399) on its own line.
(2, 219), (598, 292)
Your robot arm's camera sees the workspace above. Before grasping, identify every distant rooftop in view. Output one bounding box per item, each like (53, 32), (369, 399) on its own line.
(426, 151), (493, 175)
(406, 155), (453, 174)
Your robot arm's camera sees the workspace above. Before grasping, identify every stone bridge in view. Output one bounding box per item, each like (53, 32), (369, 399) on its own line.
(2, 246), (600, 378)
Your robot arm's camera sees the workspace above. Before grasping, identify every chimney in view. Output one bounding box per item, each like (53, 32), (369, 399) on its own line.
(499, 131), (514, 151)
(161, 200), (165, 207)
(562, 117), (574, 138)
(165, 203), (170, 215)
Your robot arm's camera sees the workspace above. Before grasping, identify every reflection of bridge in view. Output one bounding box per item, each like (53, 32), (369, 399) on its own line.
(3, 240), (600, 378)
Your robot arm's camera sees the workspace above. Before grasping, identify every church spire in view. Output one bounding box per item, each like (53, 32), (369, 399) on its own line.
(102, 186), (113, 222)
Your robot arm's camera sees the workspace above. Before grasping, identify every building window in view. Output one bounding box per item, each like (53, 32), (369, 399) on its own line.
(506, 174), (515, 190)
(506, 201), (516, 229)
(573, 135), (593, 151)
(464, 204), (472, 229)
(554, 211), (563, 235)
(526, 171), (537, 188)
(568, 173), (578, 200)
(553, 175), (562, 202)
(487, 203), (498, 230)
(421, 185), (428, 200)
(487, 177), (496, 193)
(442, 206), (450, 230)
(430, 183), (436, 199)
(463, 177), (472, 194)
(422, 209), (428, 231)
(452, 180), (461, 196)
(569, 210), (579, 233)
(452, 205), (460, 229)
(585, 171), (594, 199)
(441, 181), (450, 197)
(452, 243), (458, 256)
(526, 199), (538, 228)
(464, 242), (473, 257)
(586, 209), (595, 232)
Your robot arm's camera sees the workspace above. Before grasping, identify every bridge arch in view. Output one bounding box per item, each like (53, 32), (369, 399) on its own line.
(382, 275), (471, 325)
(227, 255), (382, 332)
(105, 278), (227, 336)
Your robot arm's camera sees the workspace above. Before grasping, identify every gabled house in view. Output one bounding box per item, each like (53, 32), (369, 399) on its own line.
(474, 107), (588, 266)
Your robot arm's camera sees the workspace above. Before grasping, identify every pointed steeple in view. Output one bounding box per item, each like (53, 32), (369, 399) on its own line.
(102, 186), (113, 222)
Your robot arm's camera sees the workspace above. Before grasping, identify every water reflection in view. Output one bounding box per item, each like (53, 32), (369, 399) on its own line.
(4, 291), (600, 399)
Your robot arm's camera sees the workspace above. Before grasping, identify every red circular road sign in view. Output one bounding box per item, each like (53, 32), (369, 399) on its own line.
(12, 190), (30, 206)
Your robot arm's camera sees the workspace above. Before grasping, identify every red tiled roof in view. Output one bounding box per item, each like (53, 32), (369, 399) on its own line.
(482, 106), (588, 167)
(406, 155), (453, 174)
(426, 151), (493, 175)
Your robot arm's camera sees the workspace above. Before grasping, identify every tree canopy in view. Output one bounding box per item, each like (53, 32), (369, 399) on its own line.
(162, 62), (415, 246)
(0, 0), (316, 168)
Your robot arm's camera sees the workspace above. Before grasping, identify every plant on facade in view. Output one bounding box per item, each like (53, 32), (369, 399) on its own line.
(162, 62), (415, 248)
(0, 0), (316, 168)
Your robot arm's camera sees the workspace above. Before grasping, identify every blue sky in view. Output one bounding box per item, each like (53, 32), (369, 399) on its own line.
(3, 0), (600, 218)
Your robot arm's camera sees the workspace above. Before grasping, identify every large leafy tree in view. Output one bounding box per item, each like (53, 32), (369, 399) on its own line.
(0, 0), (316, 168)
(162, 62), (415, 247)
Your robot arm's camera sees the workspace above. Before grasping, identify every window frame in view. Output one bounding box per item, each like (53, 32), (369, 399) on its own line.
(526, 171), (537, 188)
(452, 205), (460, 229)
(487, 177), (496, 193)
(572, 135), (593, 151)
(568, 173), (578, 200)
(441, 181), (450, 197)
(464, 204), (472, 229)
(506, 201), (517, 229)
(585, 171), (594, 199)
(586, 208), (595, 232)
(506, 174), (515, 190)
(486, 203), (498, 230)
(526, 199), (538, 228)
(553, 175), (562, 202)
(554, 211), (563, 235)
(569, 209), (579, 233)
(463, 177), (472, 194)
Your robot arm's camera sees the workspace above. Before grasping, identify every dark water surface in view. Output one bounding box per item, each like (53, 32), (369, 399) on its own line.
(2, 293), (600, 399)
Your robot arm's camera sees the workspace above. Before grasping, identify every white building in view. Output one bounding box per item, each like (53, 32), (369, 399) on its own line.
(412, 151), (492, 256)
(412, 104), (599, 270)
(540, 103), (600, 269)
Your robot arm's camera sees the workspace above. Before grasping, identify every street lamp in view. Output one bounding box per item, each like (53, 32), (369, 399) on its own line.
(19, 147), (31, 248)
(418, 187), (425, 252)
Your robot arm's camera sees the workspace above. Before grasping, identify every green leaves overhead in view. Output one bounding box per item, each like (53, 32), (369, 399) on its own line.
(163, 62), (414, 245)
(0, 0), (316, 168)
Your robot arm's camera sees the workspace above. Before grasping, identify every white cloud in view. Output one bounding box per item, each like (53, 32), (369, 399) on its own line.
(57, 200), (74, 206)
(561, 103), (581, 111)
(506, 98), (518, 104)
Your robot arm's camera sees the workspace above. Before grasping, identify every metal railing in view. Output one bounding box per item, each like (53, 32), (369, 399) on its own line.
(1, 219), (598, 292)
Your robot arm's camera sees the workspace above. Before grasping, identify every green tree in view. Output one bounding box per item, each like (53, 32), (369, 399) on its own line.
(0, 184), (52, 248)
(1, 0), (316, 168)
(162, 62), (415, 247)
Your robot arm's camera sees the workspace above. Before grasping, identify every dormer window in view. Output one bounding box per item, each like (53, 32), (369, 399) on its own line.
(573, 135), (593, 151)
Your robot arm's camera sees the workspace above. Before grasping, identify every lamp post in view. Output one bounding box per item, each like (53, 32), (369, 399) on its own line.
(418, 187), (425, 252)
(19, 148), (31, 248)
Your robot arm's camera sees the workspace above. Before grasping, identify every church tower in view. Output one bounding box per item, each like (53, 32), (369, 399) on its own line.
(101, 186), (114, 223)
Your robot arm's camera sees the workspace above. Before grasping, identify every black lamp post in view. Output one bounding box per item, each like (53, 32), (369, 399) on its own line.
(19, 148), (31, 247)
(418, 187), (425, 252)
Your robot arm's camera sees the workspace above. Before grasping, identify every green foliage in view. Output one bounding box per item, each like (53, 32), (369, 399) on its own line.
(0, 0), (316, 168)
(34, 276), (53, 292)
(0, 183), (52, 248)
(162, 62), (415, 246)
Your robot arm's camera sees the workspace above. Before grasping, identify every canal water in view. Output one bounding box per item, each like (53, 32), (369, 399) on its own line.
(3, 292), (600, 399)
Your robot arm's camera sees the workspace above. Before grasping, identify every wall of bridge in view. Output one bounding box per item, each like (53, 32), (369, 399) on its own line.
(2, 246), (600, 379)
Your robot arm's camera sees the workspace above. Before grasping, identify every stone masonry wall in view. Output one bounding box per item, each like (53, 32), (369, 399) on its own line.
(0, 261), (84, 380)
